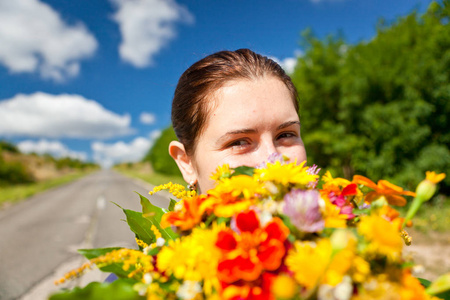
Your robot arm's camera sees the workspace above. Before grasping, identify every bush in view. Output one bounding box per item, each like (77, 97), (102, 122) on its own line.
(0, 156), (34, 186)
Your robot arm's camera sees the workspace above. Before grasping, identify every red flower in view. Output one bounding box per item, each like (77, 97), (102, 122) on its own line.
(221, 272), (277, 300)
(215, 210), (289, 285)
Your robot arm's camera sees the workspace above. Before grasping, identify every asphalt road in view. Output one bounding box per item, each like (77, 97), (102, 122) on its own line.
(0, 170), (170, 300)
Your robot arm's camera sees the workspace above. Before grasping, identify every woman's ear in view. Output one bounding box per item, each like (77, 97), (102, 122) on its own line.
(168, 141), (196, 183)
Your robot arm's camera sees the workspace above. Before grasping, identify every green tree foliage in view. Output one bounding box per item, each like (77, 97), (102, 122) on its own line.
(0, 140), (33, 185)
(43, 155), (99, 170)
(0, 157), (34, 186)
(292, 1), (449, 193)
(0, 140), (19, 153)
(143, 126), (182, 177)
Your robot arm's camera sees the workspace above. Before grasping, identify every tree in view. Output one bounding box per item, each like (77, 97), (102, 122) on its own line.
(143, 126), (182, 177)
(292, 0), (449, 193)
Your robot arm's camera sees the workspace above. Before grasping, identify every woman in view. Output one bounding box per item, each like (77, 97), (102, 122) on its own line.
(169, 49), (307, 193)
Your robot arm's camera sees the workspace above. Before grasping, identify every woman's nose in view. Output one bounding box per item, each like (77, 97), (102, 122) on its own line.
(256, 139), (279, 164)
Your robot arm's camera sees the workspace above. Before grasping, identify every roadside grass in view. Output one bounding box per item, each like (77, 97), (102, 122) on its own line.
(116, 169), (186, 187)
(399, 195), (449, 233)
(0, 171), (94, 208)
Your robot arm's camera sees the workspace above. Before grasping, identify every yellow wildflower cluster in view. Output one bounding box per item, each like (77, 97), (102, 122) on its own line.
(149, 182), (196, 199)
(54, 262), (92, 285)
(148, 225), (163, 249)
(56, 248), (155, 285)
(136, 237), (149, 249)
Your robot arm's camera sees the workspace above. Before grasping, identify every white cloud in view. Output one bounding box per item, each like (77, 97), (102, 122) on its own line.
(110, 0), (194, 67)
(0, 92), (133, 139)
(18, 139), (87, 161)
(92, 136), (153, 168)
(0, 0), (97, 81)
(140, 112), (156, 125)
(149, 129), (161, 140)
(270, 50), (303, 74)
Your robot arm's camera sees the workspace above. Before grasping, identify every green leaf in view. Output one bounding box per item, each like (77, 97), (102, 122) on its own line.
(78, 247), (128, 278)
(138, 193), (166, 221)
(49, 278), (144, 300)
(231, 166), (254, 177)
(123, 209), (156, 245)
(78, 247), (122, 259)
(168, 198), (177, 212)
(137, 193), (178, 241)
(418, 277), (432, 288)
(426, 273), (450, 299)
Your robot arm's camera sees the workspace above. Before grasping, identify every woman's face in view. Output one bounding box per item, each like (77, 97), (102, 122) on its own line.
(191, 76), (307, 192)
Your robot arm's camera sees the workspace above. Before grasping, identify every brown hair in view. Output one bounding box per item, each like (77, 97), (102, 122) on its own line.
(171, 48), (298, 156)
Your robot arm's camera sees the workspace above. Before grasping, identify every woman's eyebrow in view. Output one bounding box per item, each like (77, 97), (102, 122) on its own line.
(277, 121), (300, 130)
(216, 128), (256, 144)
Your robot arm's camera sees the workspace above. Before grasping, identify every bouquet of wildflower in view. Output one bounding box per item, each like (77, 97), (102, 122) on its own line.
(51, 154), (449, 300)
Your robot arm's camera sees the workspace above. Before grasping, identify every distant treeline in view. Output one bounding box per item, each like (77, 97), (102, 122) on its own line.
(143, 1), (449, 195)
(0, 140), (99, 186)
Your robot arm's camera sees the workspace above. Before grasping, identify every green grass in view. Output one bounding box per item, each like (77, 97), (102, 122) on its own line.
(0, 171), (94, 207)
(117, 169), (186, 187)
(405, 195), (450, 232)
(397, 194), (449, 232)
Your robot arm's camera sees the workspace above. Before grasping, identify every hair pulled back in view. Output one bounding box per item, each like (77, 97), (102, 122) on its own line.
(171, 48), (298, 156)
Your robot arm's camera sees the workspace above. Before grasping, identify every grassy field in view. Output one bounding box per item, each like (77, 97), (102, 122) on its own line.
(116, 168), (185, 187)
(405, 195), (449, 232)
(0, 170), (94, 208)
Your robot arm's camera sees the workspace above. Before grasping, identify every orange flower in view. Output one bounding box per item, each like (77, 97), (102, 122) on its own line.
(353, 175), (415, 206)
(215, 210), (289, 284)
(205, 192), (254, 218)
(161, 195), (209, 231)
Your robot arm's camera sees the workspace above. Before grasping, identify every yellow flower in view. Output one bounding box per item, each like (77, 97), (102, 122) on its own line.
(350, 256), (371, 283)
(255, 160), (318, 187)
(322, 196), (348, 228)
(425, 171), (446, 184)
(157, 224), (223, 295)
(285, 239), (353, 289)
(358, 213), (403, 260)
(210, 163), (232, 181)
(210, 175), (262, 199)
(272, 275), (297, 299)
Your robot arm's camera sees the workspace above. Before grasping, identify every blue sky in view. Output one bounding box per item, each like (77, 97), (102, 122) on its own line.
(0, 0), (433, 167)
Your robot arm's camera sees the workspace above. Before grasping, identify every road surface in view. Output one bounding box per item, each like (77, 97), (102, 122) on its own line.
(0, 170), (170, 300)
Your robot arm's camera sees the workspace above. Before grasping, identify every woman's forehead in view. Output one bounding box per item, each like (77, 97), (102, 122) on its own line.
(202, 77), (299, 136)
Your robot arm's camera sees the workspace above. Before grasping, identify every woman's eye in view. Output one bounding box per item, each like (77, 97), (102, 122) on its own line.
(277, 132), (296, 139)
(227, 139), (250, 148)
